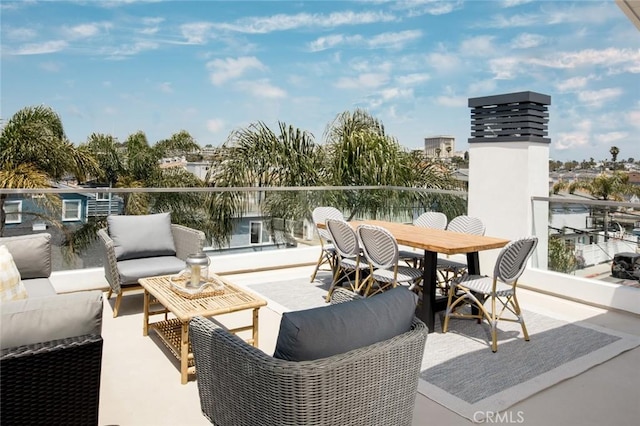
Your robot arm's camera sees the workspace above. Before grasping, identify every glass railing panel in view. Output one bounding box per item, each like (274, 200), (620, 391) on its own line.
(531, 196), (640, 288)
(1, 186), (468, 272)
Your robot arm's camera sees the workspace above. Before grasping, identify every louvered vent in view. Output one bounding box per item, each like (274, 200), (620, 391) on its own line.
(468, 91), (551, 143)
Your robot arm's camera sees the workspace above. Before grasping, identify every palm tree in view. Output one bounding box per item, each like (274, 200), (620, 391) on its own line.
(610, 146), (619, 163)
(207, 121), (323, 247)
(71, 129), (206, 252)
(0, 105), (100, 235)
(322, 109), (464, 221)
(609, 146), (620, 170)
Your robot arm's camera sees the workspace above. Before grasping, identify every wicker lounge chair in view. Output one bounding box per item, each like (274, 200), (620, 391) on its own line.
(98, 212), (205, 317)
(189, 287), (428, 426)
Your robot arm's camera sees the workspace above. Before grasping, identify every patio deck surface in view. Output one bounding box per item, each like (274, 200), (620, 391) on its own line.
(97, 265), (640, 426)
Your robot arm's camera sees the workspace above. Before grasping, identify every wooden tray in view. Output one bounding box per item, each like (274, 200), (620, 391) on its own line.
(168, 273), (225, 299)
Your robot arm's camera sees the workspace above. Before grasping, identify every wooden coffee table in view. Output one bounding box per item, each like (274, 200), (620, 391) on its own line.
(139, 274), (267, 384)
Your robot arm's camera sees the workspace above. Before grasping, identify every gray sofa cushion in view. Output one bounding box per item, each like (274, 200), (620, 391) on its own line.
(22, 278), (57, 298)
(0, 290), (103, 350)
(0, 233), (51, 279)
(273, 286), (418, 361)
(117, 256), (186, 285)
(108, 213), (176, 261)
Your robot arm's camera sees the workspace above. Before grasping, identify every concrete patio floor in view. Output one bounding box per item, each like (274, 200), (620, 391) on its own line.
(97, 264), (640, 426)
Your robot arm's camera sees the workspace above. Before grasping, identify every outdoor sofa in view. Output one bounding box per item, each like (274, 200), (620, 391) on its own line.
(0, 233), (104, 425)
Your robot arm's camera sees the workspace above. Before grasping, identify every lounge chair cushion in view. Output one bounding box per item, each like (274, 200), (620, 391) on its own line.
(273, 286), (417, 361)
(108, 213), (176, 261)
(0, 290), (103, 350)
(0, 245), (28, 302)
(0, 233), (51, 279)
(116, 256), (186, 285)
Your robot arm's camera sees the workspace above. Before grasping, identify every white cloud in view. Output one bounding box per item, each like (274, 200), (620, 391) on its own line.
(468, 79), (496, 95)
(206, 118), (225, 133)
(595, 131), (627, 145)
(394, 0), (462, 17)
(435, 95), (466, 107)
(488, 57), (520, 79)
(39, 61), (62, 72)
(180, 22), (213, 44)
(6, 27), (37, 41)
(427, 52), (460, 72)
(379, 87), (413, 101)
(577, 88), (623, 108)
(108, 41), (159, 57)
(158, 82), (173, 93)
(555, 76), (591, 92)
(500, 0), (535, 7)
(235, 79), (286, 98)
(368, 30), (422, 49)
(335, 73), (389, 89)
(625, 109), (640, 128)
(484, 13), (540, 29)
(308, 34), (346, 52)
(308, 30), (420, 52)
(14, 40), (68, 55)
(530, 48), (640, 71)
(396, 73), (430, 85)
(460, 35), (495, 57)
(510, 33), (545, 49)
(207, 56), (266, 85)
(555, 120), (591, 150)
(214, 10), (397, 34)
(62, 23), (111, 39)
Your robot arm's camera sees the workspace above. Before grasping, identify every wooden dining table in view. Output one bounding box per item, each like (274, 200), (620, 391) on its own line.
(350, 220), (510, 333)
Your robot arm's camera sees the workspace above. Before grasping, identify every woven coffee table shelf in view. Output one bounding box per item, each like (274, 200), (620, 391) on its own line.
(139, 273), (267, 384)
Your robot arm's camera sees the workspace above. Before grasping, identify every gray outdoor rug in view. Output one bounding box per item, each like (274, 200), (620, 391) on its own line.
(244, 275), (640, 422)
(419, 310), (640, 422)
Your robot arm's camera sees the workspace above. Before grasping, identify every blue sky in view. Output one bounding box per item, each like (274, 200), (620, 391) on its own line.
(1, 0), (639, 162)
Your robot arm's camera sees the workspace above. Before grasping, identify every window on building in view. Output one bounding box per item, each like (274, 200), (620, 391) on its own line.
(62, 200), (82, 221)
(250, 221), (262, 244)
(96, 193), (110, 201)
(4, 201), (22, 224)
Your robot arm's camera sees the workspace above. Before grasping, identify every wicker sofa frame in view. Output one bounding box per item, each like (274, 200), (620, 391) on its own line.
(189, 287), (428, 426)
(1, 334), (103, 425)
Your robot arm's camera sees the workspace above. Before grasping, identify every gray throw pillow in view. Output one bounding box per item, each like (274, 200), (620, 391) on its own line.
(107, 213), (176, 261)
(0, 233), (51, 279)
(273, 286), (418, 362)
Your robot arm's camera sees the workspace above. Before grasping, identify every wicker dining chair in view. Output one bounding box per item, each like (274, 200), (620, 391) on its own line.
(357, 224), (423, 297)
(442, 236), (538, 352)
(399, 211), (448, 268)
(310, 207), (344, 282)
(324, 218), (368, 301)
(435, 215), (486, 294)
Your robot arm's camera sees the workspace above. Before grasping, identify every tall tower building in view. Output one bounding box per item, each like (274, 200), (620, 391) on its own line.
(424, 135), (455, 158)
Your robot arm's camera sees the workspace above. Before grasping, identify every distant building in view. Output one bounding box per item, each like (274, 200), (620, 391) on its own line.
(424, 135), (455, 158)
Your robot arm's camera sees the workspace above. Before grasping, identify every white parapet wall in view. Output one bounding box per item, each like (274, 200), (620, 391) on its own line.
(521, 268), (640, 315)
